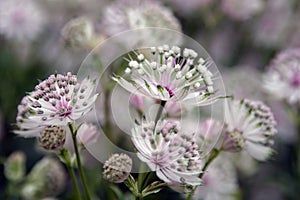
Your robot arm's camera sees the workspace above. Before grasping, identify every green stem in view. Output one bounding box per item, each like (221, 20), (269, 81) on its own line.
(69, 124), (91, 200)
(67, 161), (82, 200)
(186, 149), (220, 200)
(154, 100), (166, 129)
(59, 149), (81, 200)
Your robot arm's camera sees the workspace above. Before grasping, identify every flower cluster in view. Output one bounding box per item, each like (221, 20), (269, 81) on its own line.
(263, 48), (300, 105)
(131, 119), (202, 186)
(223, 99), (277, 160)
(113, 45), (216, 106)
(15, 72), (98, 138)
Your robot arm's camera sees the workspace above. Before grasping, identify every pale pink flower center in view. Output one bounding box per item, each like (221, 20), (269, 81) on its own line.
(57, 100), (72, 118)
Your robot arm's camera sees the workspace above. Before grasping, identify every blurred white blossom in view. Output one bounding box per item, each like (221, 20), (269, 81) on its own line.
(0, 0), (47, 41)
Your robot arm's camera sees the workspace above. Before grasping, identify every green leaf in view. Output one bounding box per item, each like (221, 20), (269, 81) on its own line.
(124, 175), (139, 196)
(141, 181), (167, 198)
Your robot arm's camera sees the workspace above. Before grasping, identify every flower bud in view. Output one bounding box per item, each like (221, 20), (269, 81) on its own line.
(103, 153), (132, 183)
(4, 151), (26, 182)
(77, 123), (100, 147)
(21, 157), (66, 199)
(39, 126), (66, 151)
(61, 17), (95, 50)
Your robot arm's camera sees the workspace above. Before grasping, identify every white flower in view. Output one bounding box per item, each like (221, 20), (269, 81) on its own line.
(113, 46), (217, 106)
(223, 99), (277, 161)
(102, 0), (181, 35)
(76, 123), (100, 146)
(193, 154), (238, 200)
(0, 0), (47, 41)
(263, 48), (300, 105)
(131, 119), (202, 186)
(15, 72), (98, 137)
(102, 0), (182, 46)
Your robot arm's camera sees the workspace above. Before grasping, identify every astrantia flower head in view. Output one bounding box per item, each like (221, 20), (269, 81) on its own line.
(114, 45), (217, 106)
(103, 153), (132, 183)
(131, 119), (202, 186)
(0, 0), (47, 41)
(223, 99), (277, 161)
(15, 72), (98, 137)
(263, 48), (300, 105)
(102, 0), (181, 36)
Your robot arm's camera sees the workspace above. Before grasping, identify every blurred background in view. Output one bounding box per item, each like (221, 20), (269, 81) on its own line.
(0, 0), (300, 199)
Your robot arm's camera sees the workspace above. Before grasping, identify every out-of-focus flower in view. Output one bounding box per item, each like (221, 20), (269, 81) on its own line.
(15, 73), (98, 137)
(221, 0), (265, 21)
(61, 17), (101, 50)
(165, 101), (183, 118)
(39, 126), (66, 151)
(4, 151), (26, 183)
(102, 0), (182, 46)
(263, 48), (300, 105)
(21, 157), (66, 200)
(129, 94), (145, 112)
(253, 0), (293, 48)
(113, 46), (217, 106)
(223, 99), (277, 161)
(103, 153), (132, 183)
(102, 0), (181, 35)
(76, 123), (100, 147)
(193, 155), (238, 200)
(0, 0), (47, 41)
(131, 119), (202, 186)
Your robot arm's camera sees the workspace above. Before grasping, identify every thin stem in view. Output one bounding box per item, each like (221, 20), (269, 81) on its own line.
(186, 149), (220, 200)
(154, 100), (166, 129)
(59, 149), (81, 200)
(69, 124), (91, 200)
(67, 161), (82, 200)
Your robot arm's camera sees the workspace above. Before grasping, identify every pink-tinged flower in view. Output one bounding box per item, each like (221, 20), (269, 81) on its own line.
(102, 0), (181, 36)
(131, 119), (202, 186)
(0, 0), (47, 41)
(252, 0), (293, 48)
(129, 94), (145, 111)
(193, 155), (238, 200)
(223, 99), (277, 161)
(76, 123), (100, 146)
(263, 48), (300, 105)
(165, 101), (183, 118)
(113, 46), (217, 106)
(103, 153), (132, 183)
(15, 72), (98, 137)
(221, 0), (265, 21)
